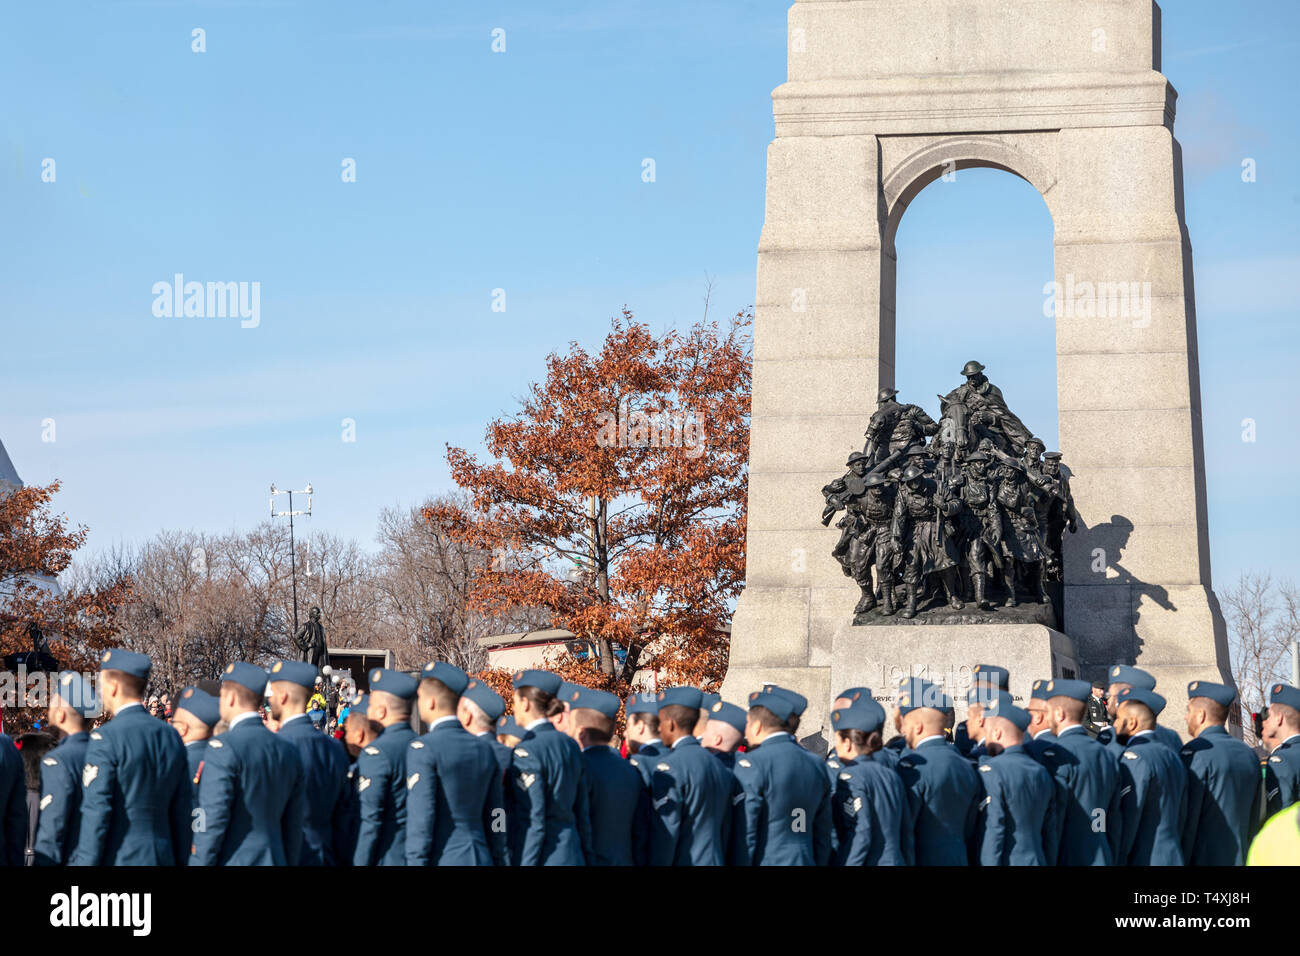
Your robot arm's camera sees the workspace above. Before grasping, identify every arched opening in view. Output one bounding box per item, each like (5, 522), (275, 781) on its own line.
(889, 165), (1058, 452)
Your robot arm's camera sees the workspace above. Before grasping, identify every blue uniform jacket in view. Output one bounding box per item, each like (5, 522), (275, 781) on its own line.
(829, 755), (908, 866)
(627, 741), (665, 787)
(974, 743), (1057, 866)
(897, 736), (979, 866)
(33, 730), (90, 865)
(1100, 724), (1182, 754)
(481, 733), (519, 864)
(70, 705), (191, 866)
(191, 715), (307, 865)
(278, 714), (350, 866)
(511, 722), (591, 866)
(1116, 732), (1186, 866)
(0, 735), (25, 867)
(1264, 735), (1300, 819)
(581, 744), (650, 866)
(1180, 724), (1261, 866)
(352, 722), (417, 866)
(1046, 725), (1121, 866)
(405, 718), (506, 866)
(648, 736), (733, 866)
(734, 733), (832, 866)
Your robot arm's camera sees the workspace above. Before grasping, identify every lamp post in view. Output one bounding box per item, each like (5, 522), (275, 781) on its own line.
(270, 483), (312, 634)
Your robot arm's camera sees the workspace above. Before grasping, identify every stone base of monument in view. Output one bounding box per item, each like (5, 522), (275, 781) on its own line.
(831, 623), (1080, 745)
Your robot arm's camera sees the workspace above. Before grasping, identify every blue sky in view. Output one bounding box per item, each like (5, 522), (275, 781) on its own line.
(1, 0), (1297, 593)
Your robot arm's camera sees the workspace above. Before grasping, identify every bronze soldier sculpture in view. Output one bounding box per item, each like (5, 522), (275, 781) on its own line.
(823, 454), (899, 616)
(949, 451), (1002, 610)
(939, 360), (1034, 458)
(1039, 451), (1079, 581)
(890, 464), (964, 619)
(863, 388), (939, 468)
(990, 461), (1048, 606)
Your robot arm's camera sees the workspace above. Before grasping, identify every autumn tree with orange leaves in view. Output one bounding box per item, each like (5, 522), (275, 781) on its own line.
(1, 481), (132, 729)
(429, 308), (750, 697)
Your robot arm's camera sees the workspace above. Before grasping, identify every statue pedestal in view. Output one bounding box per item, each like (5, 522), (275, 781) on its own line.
(831, 622), (1079, 744)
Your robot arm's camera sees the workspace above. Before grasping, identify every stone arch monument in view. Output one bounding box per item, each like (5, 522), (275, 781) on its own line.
(721, 0), (1233, 745)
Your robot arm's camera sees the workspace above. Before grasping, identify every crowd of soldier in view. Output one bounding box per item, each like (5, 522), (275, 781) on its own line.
(3, 646), (1298, 866)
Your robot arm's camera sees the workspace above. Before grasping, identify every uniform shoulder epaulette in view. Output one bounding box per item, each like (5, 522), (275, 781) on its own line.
(1123, 751), (1140, 760)
(42, 757), (58, 766)
(208, 739), (224, 749)
(410, 740), (425, 749)
(90, 732), (103, 741)
(364, 746), (380, 756)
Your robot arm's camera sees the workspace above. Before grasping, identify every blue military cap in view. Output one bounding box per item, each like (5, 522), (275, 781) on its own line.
(348, 693), (369, 717)
(421, 660), (469, 695)
(706, 700), (747, 734)
(762, 684), (808, 716)
(658, 686), (703, 711)
(98, 648), (150, 680)
(369, 668), (418, 700)
(896, 677), (951, 715)
(1269, 682), (1300, 712)
(831, 698), (887, 734)
(1187, 680), (1235, 708)
(971, 664), (1010, 690)
(967, 683), (1002, 707)
(512, 669), (562, 696)
(496, 715), (528, 739)
(557, 680), (581, 703)
(221, 661), (268, 696)
(1116, 686), (1166, 716)
(175, 686), (220, 727)
(625, 692), (659, 715)
(1042, 678), (1090, 702)
(462, 679), (506, 722)
(700, 691), (721, 711)
(1030, 679), (1052, 701)
(835, 686), (873, 704)
(267, 659), (318, 689)
(747, 688), (796, 722)
(53, 671), (100, 718)
(983, 691), (1031, 731)
(1108, 664), (1157, 691)
(566, 685), (621, 720)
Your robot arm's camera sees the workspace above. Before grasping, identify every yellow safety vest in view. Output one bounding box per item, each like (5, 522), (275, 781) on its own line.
(1247, 803), (1300, 866)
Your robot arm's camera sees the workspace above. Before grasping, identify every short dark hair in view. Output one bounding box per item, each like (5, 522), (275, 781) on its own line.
(629, 711), (659, 734)
(660, 704), (698, 732)
(105, 669), (147, 699)
(1198, 697), (1229, 725)
(420, 677), (460, 712)
(747, 705), (785, 735)
(227, 682), (262, 711)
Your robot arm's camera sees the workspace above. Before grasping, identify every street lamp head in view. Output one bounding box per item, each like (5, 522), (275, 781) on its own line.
(270, 483), (277, 493)
(304, 483), (313, 494)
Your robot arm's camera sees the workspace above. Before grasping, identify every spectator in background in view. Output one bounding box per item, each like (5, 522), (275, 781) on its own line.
(17, 732), (57, 865)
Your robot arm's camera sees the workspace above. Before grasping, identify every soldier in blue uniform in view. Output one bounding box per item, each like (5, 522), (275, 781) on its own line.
(169, 685), (220, 807)
(1261, 682), (1300, 817)
(647, 686), (734, 865)
(509, 669), (591, 865)
(405, 661), (506, 866)
(71, 649), (191, 866)
(191, 662), (307, 866)
(954, 664), (1009, 759)
(701, 700), (747, 769)
(563, 684), (648, 865)
(458, 678), (514, 863)
(973, 691), (1057, 866)
(1024, 679), (1059, 762)
(0, 731), (23, 866)
(625, 692), (665, 787)
(496, 715), (528, 747)
(1042, 677), (1121, 865)
(733, 687), (832, 866)
(337, 692), (377, 864)
(760, 683), (808, 740)
(1180, 680), (1261, 865)
(1111, 687), (1186, 866)
(1101, 665), (1182, 752)
(352, 669), (419, 866)
(827, 698), (908, 865)
(694, 691), (722, 737)
(267, 660), (350, 866)
(33, 672), (99, 865)
(894, 677), (979, 866)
